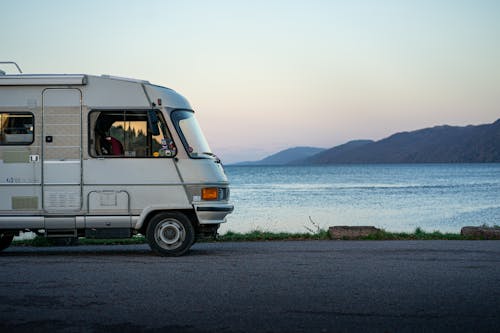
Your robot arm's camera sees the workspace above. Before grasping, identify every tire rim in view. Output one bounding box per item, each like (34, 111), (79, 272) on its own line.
(155, 219), (186, 249)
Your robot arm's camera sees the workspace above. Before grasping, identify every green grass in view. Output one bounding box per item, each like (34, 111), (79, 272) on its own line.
(358, 228), (470, 240)
(12, 236), (54, 247)
(217, 227), (478, 241)
(11, 226), (496, 247)
(217, 229), (330, 242)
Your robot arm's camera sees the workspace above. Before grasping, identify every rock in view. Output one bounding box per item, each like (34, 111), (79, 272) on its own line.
(329, 226), (381, 240)
(460, 226), (500, 240)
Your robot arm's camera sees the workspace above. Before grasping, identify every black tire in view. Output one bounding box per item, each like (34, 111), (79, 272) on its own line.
(0, 232), (14, 251)
(146, 212), (195, 256)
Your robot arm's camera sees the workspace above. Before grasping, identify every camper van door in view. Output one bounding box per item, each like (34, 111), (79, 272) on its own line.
(42, 89), (82, 213)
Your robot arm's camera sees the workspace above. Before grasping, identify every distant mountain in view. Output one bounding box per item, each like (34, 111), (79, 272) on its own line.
(233, 146), (325, 166)
(300, 119), (500, 164)
(291, 140), (373, 165)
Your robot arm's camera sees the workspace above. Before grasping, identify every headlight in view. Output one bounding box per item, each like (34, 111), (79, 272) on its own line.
(199, 187), (230, 201)
(201, 187), (219, 200)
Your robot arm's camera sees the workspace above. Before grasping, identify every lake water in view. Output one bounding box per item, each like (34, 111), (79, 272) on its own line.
(220, 164), (500, 234)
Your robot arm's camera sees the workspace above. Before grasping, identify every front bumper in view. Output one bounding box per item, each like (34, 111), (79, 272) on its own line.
(194, 203), (234, 224)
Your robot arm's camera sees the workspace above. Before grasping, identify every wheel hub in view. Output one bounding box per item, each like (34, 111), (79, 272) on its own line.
(157, 220), (185, 246)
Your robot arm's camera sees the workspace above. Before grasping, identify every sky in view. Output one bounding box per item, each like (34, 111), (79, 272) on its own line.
(1, 0), (499, 163)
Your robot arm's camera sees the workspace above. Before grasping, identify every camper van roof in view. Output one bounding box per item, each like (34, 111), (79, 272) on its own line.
(0, 73), (156, 87)
(99, 74), (150, 84)
(0, 74), (87, 86)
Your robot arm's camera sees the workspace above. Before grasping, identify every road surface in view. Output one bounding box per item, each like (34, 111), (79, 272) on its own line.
(1, 240), (499, 332)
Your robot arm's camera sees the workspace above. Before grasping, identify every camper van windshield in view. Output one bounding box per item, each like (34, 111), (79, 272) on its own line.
(171, 110), (212, 158)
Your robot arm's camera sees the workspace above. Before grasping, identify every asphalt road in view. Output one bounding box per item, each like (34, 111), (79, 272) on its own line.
(1, 240), (499, 333)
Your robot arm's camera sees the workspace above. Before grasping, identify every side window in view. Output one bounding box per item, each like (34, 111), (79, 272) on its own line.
(89, 110), (176, 158)
(0, 112), (34, 145)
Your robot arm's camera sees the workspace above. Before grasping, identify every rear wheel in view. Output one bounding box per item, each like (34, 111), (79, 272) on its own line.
(146, 212), (195, 256)
(0, 232), (14, 251)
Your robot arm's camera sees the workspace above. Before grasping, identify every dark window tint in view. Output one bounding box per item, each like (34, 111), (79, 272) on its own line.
(89, 110), (176, 158)
(0, 113), (34, 145)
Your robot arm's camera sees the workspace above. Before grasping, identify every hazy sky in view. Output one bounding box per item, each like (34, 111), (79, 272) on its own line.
(2, 0), (499, 163)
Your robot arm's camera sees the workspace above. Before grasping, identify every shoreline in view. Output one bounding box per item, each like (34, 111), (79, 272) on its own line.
(11, 226), (500, 247)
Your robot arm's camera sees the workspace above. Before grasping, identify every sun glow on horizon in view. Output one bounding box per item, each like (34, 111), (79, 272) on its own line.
(1, 0), (499, 163)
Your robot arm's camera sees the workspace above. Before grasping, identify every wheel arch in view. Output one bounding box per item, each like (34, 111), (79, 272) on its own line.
(136, 206), (199, 235)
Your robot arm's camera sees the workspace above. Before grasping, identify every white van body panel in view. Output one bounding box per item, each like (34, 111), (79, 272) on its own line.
(83, 159), (181, 184)
(176, 158), (229, 183)
(84, 76), (150, 109)
(0, 73), (233, 242)
(145, 85), (193, 109)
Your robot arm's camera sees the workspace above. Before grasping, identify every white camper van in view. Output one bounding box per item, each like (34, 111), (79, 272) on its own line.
(0, 62), (233, 256)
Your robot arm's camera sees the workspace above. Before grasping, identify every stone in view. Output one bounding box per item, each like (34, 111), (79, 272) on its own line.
(329, 226), (381, 240)
(460, 226), (500, 240)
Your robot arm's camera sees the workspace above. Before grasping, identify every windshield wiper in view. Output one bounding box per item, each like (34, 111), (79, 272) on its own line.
(202, 152), (221, 163)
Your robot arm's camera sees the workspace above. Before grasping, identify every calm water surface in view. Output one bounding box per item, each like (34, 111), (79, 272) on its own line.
(220, 164), (500, 234)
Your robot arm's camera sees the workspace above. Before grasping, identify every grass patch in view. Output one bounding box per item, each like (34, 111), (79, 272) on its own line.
(11, 227), (491, 247)
(218, 229), (330, 242)
(218, 228), (475, 242)
(13, 236), (54, 247)
(359, 228), (469, 240)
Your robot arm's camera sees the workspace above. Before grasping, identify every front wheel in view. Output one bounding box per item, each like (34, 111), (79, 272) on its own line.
(146, 212), (195, 256)
(0, 232), (14, 251)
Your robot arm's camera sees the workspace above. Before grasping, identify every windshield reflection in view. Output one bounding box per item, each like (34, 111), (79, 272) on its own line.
(171, 110), (212, 159)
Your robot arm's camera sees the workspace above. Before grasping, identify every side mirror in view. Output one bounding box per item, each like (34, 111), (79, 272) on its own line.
(147, 110), (161, 136)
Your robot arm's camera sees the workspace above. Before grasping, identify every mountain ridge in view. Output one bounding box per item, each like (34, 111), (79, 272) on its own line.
(232, 146), (325, 166)
(229, 119), (500, 165)
(301, 119), (500, 164)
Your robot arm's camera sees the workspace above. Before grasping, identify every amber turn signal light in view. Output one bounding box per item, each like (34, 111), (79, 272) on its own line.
(201, 187), (218, 200)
